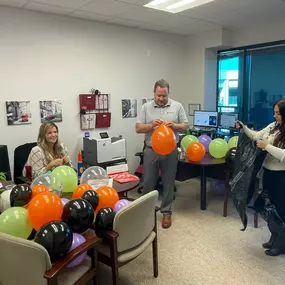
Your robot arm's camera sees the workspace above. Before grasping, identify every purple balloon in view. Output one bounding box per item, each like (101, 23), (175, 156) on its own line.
(67, 233), (87, 268)
(198, 135), (212, 152)
(210, 180), (228, 196)
(61, 198), (70, 206)
(114, 199), (131, 213)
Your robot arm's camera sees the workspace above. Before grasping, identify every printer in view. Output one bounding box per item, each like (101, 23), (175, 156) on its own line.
(83, 134), (127, 167)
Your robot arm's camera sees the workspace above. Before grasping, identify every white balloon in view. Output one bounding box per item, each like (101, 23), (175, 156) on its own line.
(80, 166), (109, 190)
(0, 190), (12, 213)
(31, 173), (63, 197)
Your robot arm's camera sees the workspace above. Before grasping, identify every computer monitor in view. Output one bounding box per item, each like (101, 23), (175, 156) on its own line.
(194, 111), (218, 128)
(219, 113), (238, 128)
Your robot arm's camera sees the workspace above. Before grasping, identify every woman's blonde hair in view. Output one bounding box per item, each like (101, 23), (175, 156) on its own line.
(37, 122), (65, 164)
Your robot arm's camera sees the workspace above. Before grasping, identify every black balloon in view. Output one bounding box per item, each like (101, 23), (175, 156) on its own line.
(81, 190), (99, 211)
(62, 198), (94, 233)
(34, 221), (73, 262)
(10, 184), (32, 207)
(225, 147), (237, 170)
(95, 207), (115, 238)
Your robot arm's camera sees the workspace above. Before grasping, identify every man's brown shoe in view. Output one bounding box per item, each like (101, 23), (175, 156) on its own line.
(162, 215), (172, 229)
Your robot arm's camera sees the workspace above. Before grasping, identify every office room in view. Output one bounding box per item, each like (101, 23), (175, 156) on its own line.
(1, 0), (285, 284)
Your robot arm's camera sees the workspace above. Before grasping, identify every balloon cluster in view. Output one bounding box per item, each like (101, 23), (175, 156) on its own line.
(180, 134), (239, 162)
(0, 165), (132, 266)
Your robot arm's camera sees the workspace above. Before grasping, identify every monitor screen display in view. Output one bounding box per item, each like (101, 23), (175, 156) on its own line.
(194, 111), (218, 127)
(219, 113), (238, 128)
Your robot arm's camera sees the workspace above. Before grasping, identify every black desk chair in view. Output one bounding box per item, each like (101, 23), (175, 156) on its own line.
(0, 145), (11, 181)
(14, 142), (37, 184)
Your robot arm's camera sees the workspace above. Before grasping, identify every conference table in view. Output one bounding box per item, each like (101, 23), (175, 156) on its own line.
(176, 153), (228, 210)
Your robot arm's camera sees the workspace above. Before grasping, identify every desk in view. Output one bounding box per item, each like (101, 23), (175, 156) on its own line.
(177, 153), (228, 210)
(113, 180), (140, 198)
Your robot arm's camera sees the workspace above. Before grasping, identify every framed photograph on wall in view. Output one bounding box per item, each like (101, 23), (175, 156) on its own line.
(40, 100), (63, 123)
(141, 98), (153, 105)
(6, 101), (32, 125)
(122, 99), (137, 118)
(188, 103), (201, 116)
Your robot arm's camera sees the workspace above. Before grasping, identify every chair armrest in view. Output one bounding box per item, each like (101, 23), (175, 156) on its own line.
(44, 232), (101, 280)
(96, 229), (119, 241)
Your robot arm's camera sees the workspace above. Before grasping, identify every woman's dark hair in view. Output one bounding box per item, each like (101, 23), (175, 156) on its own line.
(271, 99), (285, 148)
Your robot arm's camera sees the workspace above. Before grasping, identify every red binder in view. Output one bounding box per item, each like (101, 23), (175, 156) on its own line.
(95, 112), (111, 128)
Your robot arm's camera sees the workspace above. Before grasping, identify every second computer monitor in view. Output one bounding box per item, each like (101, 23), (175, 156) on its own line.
(194, 111), (218, 128)
(219, 113), (238, 128)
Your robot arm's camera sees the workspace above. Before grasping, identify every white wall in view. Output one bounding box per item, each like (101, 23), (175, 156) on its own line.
(183, 28), (233, 123)
(232, 18), (285, 47)
(0, 6), (190, 175)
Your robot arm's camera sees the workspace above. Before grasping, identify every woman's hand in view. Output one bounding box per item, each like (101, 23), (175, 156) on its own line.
(235, 120), (244, 129)
(47, 158), (63, 171)
(63, 155), (70, 164)
(256, 140), (268, 150)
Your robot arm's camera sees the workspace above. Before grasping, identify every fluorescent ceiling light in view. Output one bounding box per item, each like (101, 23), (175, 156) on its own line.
(144, 0), (215, 13)
(146, 0), (170, 7)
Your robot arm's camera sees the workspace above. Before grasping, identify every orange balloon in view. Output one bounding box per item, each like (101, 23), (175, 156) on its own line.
(95, 186), (119, 213)
(151, 124), (176, 155)
(28, 192), (63, 230)
(72, 184), (92, 199)
(32, 185), (49, 198)
(186, 142), (206, 162)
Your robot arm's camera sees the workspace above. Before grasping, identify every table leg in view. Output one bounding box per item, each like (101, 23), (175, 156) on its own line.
(200, 167), (207, 210)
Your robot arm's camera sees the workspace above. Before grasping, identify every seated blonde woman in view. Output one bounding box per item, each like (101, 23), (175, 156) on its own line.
(25, 122), (73, 180)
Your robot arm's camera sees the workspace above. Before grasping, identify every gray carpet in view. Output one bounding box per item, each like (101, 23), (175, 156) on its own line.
(98, 179), (285, 285)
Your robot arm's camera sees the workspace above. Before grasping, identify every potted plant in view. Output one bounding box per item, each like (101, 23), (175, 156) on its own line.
(0, 172), (6, 182)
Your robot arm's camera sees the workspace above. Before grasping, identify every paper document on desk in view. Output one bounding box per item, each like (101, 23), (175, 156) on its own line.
(107, 163), (139, 183)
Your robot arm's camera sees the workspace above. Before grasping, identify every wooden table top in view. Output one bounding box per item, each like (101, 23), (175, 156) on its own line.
(179, 153), (226, 166)
(113, 180), (140, 194)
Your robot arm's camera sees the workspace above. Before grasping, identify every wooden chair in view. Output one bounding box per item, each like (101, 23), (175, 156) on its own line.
(0, 230), (101, 285)
(97, 190), (159, 285)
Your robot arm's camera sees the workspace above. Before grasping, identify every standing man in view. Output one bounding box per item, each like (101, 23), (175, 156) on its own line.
(136, 79), (189, 229)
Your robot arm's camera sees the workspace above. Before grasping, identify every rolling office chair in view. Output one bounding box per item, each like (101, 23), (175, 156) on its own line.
(0, 145), (11, 181)
(14, 142), (37, 184)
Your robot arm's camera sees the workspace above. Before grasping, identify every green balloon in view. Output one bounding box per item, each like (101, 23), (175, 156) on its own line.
(0, 207), (32, 239)
(181, 135), (198, 151)
(52, 166), (78, 193)
(209, 138), (228, 159)
(228, 136), (238, 149)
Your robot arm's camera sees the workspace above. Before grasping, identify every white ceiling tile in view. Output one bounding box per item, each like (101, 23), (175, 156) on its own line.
(29, 0), (93, 9)
(166, 19), (218, 35)
(214, 0), (278, 11)
(106, 17), (140, 27)
(69, 11), (112, 21)
(0, 0), (27, 8)
(117, 0), (150, 6)
(151, 14), (198, 28)
(165, 27), (195, 35)
(179, 2), (228, 19)
(136, 22), (168, 32)
(80, 0), (134, 16)
(241, 2), (285, 19)
(24, 2), (74, 15)
(119, 6), (167, 22)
